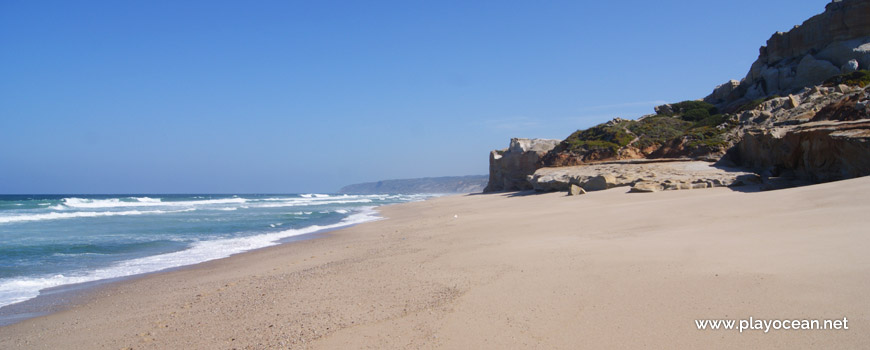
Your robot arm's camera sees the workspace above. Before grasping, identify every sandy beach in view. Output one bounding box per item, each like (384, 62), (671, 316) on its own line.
(1, 178), (869, 349)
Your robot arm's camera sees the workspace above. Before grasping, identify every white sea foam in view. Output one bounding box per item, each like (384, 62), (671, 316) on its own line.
(51, 252), (110, 258)
(255, 198), (373, 208)
(0, 209), (195, 224)
(60, 197), (246, 209)
(0, 207), (382, 308)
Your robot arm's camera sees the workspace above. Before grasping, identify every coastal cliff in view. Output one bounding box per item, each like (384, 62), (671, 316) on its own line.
(484, 0), (870, 193)
(707, 0), (870, 110)
(340, 175), (487, 194)
(484, 138), (560, 192)
(728, 84), (870, 182)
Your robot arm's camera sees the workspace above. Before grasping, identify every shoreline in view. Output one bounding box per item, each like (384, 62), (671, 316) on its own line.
(0, 201), (415, 327)
(0, 228), (334, 327)
(2, 183), (868, 348)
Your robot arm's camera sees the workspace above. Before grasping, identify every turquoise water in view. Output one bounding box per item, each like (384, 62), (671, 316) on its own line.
(0, 194), (428, 309)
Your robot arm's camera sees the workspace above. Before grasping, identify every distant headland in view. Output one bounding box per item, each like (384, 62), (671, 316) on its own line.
(339, 175), (487, 194)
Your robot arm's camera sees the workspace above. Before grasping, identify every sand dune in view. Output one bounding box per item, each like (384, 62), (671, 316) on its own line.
(2, 178), (869, 349)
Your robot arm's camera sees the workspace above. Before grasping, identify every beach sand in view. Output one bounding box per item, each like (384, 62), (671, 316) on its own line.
(1, 177), (869, 349)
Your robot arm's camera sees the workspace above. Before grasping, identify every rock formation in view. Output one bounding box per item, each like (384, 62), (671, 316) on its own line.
(537, 107), (734, 170)
(726, 84), (870, 182)
(484, 138), (560, 192)
(483, 0), (870, 194)
(705, 0), (870, 109)
(527, 160), (759, 193)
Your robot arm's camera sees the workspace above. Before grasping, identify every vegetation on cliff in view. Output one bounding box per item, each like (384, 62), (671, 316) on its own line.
(627, 116), (690, 149)
(549, 100), (734, 166)
(563, 120), (634, 154)
(492, 1), (870, 191)
(824, 70), (870, 88)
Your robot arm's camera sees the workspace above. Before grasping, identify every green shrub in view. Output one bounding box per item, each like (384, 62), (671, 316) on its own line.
(629, 116), (691, 149)
(824, 70), (870, 87)
(670, 100), (717, 114)
(564, 121), (634, 153)
(658, 100), (719, 122)
(684, 126), (729, 149)
(692, 114), (729, 128)
(559, 99), (737, 157)
(566, 139), (622, 153)
(681, 108), (711, 122)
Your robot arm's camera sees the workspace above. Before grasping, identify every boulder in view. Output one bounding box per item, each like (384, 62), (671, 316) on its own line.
(761, 66), (781, 93)
(817, 38), (870, 68)
(794, 55), (841, 89)
(583, 174), (615, 191)
(527, 171), (573, 192)
(629, 182), (661, 193)
(841, 59), (859, 73)
(745, 82), (766, 100)
(568, 184), (586, 196)
(787, 95), (801, 109)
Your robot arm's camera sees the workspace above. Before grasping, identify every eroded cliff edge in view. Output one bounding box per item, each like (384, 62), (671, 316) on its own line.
(484, 0), (870, 193)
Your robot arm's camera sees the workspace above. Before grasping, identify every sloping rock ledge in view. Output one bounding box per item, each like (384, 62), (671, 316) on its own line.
(528, 160), (760, 193)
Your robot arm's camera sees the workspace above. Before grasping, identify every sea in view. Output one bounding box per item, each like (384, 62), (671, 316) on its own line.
(0, 193), (429, 322)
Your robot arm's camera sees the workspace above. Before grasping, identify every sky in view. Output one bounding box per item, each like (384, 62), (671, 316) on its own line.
(0, 0), (829, 193)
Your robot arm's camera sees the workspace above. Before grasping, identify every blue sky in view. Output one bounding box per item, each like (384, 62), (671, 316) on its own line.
(0, 0), (828, 193)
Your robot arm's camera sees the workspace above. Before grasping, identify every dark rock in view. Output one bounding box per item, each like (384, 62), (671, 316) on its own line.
(732, 120), (870, 182)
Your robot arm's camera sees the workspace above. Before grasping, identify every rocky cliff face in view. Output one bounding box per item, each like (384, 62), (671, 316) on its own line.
(706, 0), (870, 110)
(764, 0), (870, 64)
(484, 0), (870, 193)
(483, 138), (560, 192)
(727, 84), (870, 182)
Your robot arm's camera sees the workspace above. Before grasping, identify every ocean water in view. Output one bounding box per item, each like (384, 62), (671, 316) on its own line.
(0, 194), (429, 310)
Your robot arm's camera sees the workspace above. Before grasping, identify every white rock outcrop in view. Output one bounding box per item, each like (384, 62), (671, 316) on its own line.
(528, 160), (760, 193)
(484, 138), (561, 192)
